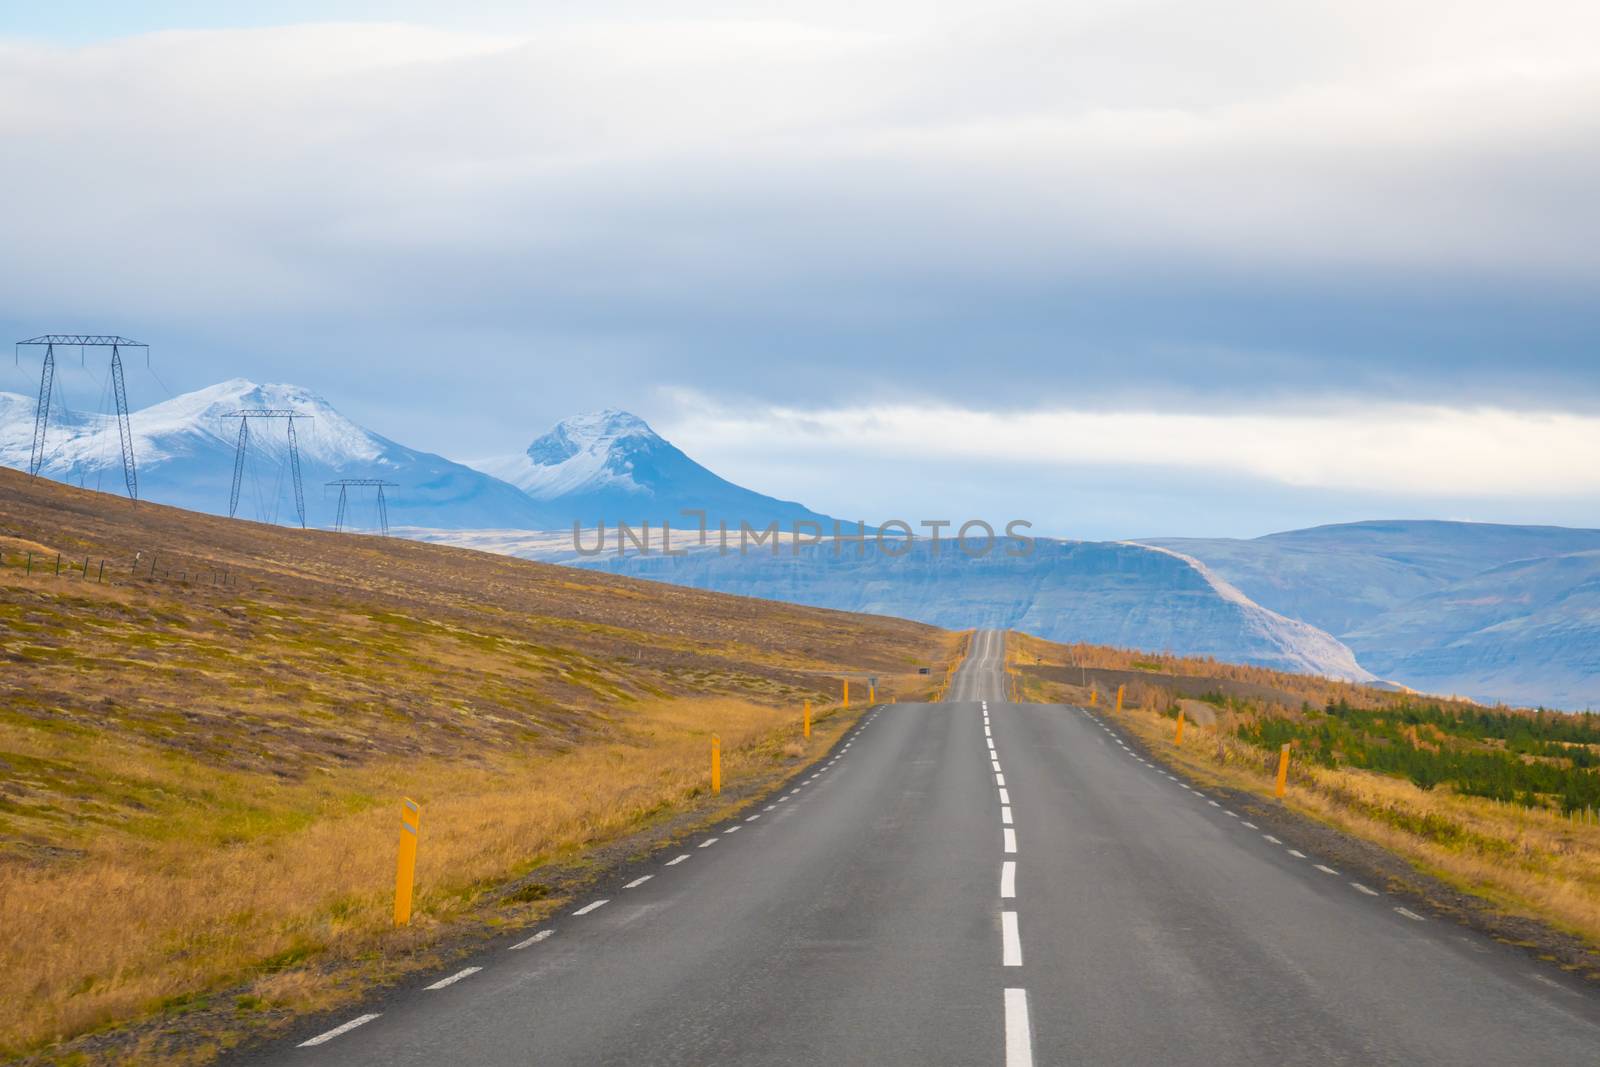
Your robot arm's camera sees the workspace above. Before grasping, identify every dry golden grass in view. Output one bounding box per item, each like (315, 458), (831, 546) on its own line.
(1013, 644), (1600, 949)
(0, 470), (953, 1058)
(0, 697), (853, 1055)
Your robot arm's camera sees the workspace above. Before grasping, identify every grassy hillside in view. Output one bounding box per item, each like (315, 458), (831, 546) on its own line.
(0, 468), (950, 1061)
(1009, 633), (1600, 957)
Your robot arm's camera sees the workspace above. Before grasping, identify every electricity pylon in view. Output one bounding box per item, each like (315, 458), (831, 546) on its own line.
(16, 335), (147, 502)
(327, 478), (398, 536)
(223, 410), (311, 528)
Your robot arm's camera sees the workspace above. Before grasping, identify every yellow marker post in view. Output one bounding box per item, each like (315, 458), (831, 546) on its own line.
(803, 700), (812, 739)
(869, 684), (876, 704)
(1275, 743), (1290, 798)
(1174, 709), (1185, 746)
(394, 798), (420, 926)
(1089, 689), (1098, 707)
(1115, 685), (1125, 713)
(844, 679), (851, 708)
(712, 735), (722, 795)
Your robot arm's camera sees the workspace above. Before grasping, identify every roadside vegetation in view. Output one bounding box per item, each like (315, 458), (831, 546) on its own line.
(1009, 632), (1600, 951)
(0, 468), (951, 1063)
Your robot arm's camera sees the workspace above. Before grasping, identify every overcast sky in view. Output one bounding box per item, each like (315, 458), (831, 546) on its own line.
(4, 2), (1599, 538)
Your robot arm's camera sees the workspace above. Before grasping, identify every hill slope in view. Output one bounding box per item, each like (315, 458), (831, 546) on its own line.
(1149, 520), (1600, 637)
(556, 536), (1372, 681)
(0, 466), (944, 1059)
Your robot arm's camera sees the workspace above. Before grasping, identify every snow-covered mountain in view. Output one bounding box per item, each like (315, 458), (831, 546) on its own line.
(0, 379), (553, 529)
(475, 409), (840, 530)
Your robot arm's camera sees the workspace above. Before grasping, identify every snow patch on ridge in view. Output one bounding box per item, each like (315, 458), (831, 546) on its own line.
(1132, 541), (1375, 681)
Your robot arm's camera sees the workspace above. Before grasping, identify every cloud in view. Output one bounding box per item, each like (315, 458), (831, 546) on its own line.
(1, 1), (1599, 451)
(657, 393), (1600, 498)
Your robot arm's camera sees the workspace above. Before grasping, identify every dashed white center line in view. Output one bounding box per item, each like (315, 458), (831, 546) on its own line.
(745, 814), (761, 822)
(298, 1014), (380, 1047)
(1351, 882), (1380, 896)
(992, 761), (1003, 772)
(996, 773), (1006, 786)
(1395, 907), (1426, 921)
(425, 967), (482, 990)
(1263, 835), (1282, 845)
(764, 805), (776, 812)
(1242, 822), (1258, 829)
(665, 854), (690, 866)
(1004, 988), (1034, 1067)
(1287, 849), (1307, 859)
(573, 899), (610, 915)
(1004, 828), (1018, 853)
(1001, 911), (1023, 966)
(1225, 811), (1239, 818)
(1314, 864), (1339, 876)
(624, 875), (653, 889)
(723, 826), (741, 834)
(1207, 800), (1221, 807)
(1001, 806), (1013, 825)
(509, 929), (554, 950)
(998, 788), (1011, 804)
(698, 838), (719, 848)
(1000, 860), (1016, 898)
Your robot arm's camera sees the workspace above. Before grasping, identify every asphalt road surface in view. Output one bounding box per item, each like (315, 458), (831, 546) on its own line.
(240, 630), (1600, 1065)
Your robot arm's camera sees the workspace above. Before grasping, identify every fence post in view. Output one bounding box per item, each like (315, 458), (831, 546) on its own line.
(26, 552), (33, 575)
(54, 553), (61, 576)
(394, 799), (420, 926)
(97, 560), (106, 583)
(1175, 709), (1185, 746)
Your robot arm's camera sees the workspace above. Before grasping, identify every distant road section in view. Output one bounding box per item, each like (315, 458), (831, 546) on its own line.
(240, 632), (1600, 1065)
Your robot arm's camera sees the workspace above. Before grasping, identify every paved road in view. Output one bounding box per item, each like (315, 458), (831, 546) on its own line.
(241, 630), (1600, 1065)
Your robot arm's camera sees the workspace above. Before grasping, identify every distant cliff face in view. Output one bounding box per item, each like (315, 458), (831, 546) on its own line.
(570, 536), (1372, 682)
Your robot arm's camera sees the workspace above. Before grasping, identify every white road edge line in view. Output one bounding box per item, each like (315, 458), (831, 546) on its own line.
(1001, 860), (1017, 898)
(298, 1014), (381, 1047)
(698, 839), (719, 848)
(1001, 910), (1023, 966)
(573, 899), (610, 915)
(665, 854), (690, 866)
(509, 929), (554, 950)
(1263, 835), (1282, 845)
(1004, 988), (1034, 1067)
(1395, 906), (1426, 921)
(425, 967), (482, 990)
(1351, 882), (1380, 896)
(1314, 864), (1339, 875)
(1287, 849), (1307, 859)
(625, 875), (653, 888)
